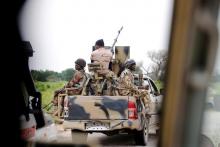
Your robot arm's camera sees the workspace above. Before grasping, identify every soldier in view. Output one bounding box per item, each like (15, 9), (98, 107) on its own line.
(90, 39), (116, 95)
(65, 58), (87, 94)
(118, 59), (150, 109)
(52, 58), (87, 116)
(90, 39), (113, 75)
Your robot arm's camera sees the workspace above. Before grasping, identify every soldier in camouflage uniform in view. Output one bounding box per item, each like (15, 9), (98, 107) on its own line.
(118, 59), (150, 109)
(90, 39), (113, 74)
(52, 58), (87, 116)
(64, 58), (87, 94)
(90, 39), (116, 95)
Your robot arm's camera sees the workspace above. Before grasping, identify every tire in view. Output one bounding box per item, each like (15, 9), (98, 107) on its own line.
(71, 130), (88, 144)
(134, 119), (149, 146)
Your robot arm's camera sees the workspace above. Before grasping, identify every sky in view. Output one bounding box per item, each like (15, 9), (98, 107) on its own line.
(19, 0), (174, 73)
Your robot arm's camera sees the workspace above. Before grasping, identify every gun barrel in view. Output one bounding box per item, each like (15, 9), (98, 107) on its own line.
(111, 26), (123, 54)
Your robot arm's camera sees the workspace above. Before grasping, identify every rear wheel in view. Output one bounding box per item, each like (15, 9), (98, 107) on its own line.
(134, 119), (149, 145)
(71, 130), (88, 144)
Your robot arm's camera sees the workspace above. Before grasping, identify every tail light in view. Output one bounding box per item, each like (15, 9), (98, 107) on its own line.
(128, 101), (138, 120)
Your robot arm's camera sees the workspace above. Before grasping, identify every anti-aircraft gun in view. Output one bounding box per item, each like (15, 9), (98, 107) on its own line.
(88, 26), (131, 95)
(91, 26), (130, 77)
(109, 26), (131, 77)
(88, 45), (131, 95)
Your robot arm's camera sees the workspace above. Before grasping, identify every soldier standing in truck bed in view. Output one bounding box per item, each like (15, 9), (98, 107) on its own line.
(90, 39), (116, 95)
(118, 59), (150, 109)
(90, 39), (113, 74)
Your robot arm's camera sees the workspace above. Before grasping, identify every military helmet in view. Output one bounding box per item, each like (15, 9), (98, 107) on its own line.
(75, 58), (86, 68)
(124, 59), (136, 68)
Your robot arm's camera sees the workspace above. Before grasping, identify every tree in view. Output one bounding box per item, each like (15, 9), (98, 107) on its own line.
(44, 70), (60, 81)
(60, 68), (75, 81)
(145, 50), (168, 80)
(31, 70), (61, 82)
(31, 70), (47, 81)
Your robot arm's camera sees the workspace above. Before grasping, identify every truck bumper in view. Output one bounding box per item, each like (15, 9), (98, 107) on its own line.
(63, 119), (142, 132)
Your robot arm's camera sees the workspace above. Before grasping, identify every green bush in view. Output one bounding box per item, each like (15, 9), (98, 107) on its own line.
(46, 84), (50, 88)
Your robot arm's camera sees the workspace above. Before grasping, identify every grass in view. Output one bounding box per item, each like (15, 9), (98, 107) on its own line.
(34, 81), (67, 107)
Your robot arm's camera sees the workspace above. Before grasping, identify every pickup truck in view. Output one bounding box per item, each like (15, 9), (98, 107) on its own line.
(62, 75), (163, 145)
(63, 95), (149, 145)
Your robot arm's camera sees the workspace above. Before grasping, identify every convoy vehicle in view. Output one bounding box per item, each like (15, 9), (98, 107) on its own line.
(57, 47), (163, 145)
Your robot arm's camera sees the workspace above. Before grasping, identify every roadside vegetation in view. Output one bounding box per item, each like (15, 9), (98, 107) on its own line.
(35, 81), (66, 107)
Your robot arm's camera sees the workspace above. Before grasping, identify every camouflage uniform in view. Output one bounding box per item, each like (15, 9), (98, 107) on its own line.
(118, 68), (150, 109)
(53, 69), (87, 100)
(90, 44), (114, 95)
(65, 69), (87, 95)
(52, 68), (87, 117)
(89, 70), (117, 96)
(90, 47), (113, 75)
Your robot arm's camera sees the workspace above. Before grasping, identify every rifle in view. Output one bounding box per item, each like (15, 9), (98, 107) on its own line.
(43, 101), (53, 110)
(111, 26), (123, 55)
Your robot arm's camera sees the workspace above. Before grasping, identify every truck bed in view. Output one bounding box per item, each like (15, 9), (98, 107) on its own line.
(65, 96), (130, 120)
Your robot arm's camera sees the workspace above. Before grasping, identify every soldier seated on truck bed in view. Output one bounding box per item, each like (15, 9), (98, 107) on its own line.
(90, 39), (117, 95)
(51, 58), (87, 116)
(118, 59), (151, 109)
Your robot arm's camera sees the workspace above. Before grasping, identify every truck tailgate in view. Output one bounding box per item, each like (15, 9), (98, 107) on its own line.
(65, 96), (129, 120)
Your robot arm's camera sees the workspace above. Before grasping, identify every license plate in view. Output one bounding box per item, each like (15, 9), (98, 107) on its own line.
(85, 122), (110, 131)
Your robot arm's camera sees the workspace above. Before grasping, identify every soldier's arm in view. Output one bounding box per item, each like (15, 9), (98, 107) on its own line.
(65, 72), (78, 88)
(124, 75), (138, 91)
(69, 71), (86, 89)
(65, 78), (73, 88)
(90, 51), (98, 62)
(77, 74), (87, 88)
